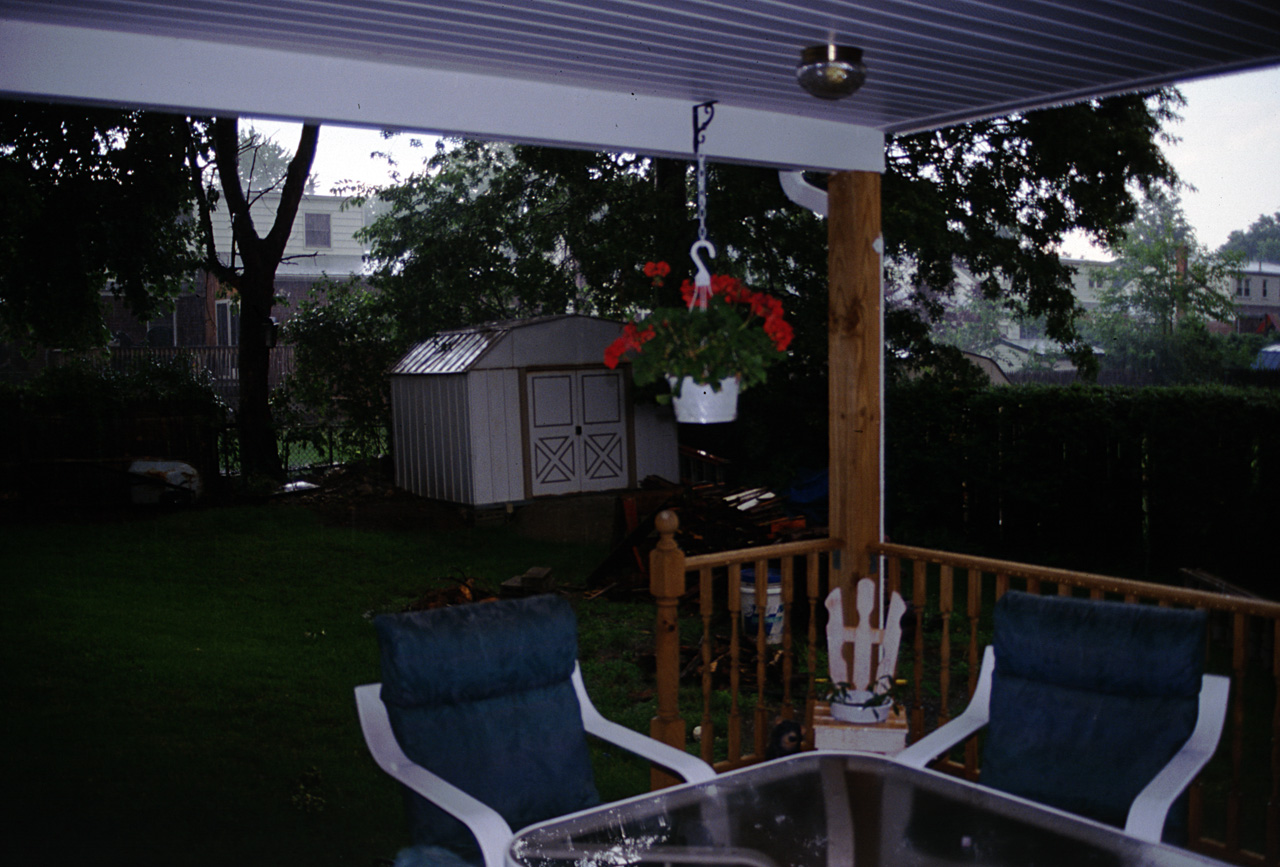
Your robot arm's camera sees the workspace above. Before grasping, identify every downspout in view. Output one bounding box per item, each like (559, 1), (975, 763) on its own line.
(779, 170), (828, 216)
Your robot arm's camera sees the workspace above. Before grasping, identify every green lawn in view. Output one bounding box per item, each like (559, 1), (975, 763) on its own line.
(0, 502), (652, 866)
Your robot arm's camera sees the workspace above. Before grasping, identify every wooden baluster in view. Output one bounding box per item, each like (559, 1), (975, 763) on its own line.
(1228, 611), (1246, 854)
(965, 568), (982, 777)
(887, 553), (903, 736)
(994, 571), (1008, 602)
(1026, 577), (1040, 595)
(1268, 616), (1280, 864)
(698, 565), (715, 766)
(649, 509), (687, 790)
(911, 559), (926, 742)
(938, 564), (955, 728)
(754, 557), (769, 760)
(780, 556), (796, 718)
(727, 561), (743, 766)
(805, 551), (822, 748)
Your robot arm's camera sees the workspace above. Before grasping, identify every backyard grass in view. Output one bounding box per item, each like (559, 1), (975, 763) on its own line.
(0, 499), (656, 866)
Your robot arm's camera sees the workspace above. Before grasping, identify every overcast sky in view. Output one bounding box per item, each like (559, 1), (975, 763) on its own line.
(255, 64), (1280, 261)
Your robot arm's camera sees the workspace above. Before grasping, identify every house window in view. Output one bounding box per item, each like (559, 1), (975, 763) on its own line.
(146, 311), (176, 347)
(304, 212), (331, 247)
(216, 299), (239, 346)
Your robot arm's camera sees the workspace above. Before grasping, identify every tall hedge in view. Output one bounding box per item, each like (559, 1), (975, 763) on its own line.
(886, 382), (1280, 592)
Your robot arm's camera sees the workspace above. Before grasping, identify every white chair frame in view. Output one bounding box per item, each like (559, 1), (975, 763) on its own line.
(893, 646), (1230, 843)
(356, 662), (716, 867)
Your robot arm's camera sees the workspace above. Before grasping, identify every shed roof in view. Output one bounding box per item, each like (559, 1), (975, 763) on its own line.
(392, 314), (623, 375)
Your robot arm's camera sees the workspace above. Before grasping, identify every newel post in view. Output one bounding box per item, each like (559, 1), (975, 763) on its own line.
(649, 508), (687, 789)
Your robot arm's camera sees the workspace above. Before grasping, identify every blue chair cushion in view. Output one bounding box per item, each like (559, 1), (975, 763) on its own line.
(375, 595), (601, 851)
(981, 591), (1206, 835)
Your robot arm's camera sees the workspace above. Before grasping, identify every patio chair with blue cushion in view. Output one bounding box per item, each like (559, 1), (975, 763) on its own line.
(355, 594), (716, 867)
(895, 590), (1230, 844)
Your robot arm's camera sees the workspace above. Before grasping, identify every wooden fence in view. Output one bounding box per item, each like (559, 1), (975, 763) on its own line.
(649, 513), (1280, 865)
(48, 346), (295, 409)
(102, 346), (296, 408)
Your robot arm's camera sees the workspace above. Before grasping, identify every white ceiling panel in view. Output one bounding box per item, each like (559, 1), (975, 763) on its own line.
(1, 1), (1278, 170)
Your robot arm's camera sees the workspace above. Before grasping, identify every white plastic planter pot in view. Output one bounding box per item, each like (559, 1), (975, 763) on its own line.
(668, 376), (738, 424)
(829, 691), (893, 724)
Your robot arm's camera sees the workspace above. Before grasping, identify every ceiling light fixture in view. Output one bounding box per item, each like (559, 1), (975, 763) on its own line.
(796, 44), (867, 100)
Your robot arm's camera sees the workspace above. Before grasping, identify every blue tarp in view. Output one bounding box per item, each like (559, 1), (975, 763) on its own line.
(1253, 344), (1280, 371)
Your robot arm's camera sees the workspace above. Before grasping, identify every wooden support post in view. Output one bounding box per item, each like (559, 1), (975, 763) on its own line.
(827, 170), (883, 614)
(649, 509), (687, 789)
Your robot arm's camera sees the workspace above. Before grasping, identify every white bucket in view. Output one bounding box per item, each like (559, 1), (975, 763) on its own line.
(740, 566), (784, 644)
(668, 376), (739, 424)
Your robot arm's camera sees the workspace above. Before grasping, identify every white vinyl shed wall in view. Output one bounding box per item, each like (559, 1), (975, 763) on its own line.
(391, 316), (678, 507)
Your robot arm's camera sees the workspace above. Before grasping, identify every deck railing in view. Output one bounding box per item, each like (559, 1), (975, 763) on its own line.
(649, 512), (1280, 866)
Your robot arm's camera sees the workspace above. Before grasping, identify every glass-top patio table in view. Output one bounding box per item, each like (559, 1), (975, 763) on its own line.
(508, 752), (1227, 867)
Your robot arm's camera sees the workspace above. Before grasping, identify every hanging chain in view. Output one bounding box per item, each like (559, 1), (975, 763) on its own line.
(697, 151), (708, 242)
(693, 101), (716, 242)
(689, 101), (719, 310)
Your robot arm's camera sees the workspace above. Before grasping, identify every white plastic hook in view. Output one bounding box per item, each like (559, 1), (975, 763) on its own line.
(688, 239), (716, 309)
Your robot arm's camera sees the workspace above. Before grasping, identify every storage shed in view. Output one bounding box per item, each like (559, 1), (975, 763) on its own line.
(391, 315), (679, 506)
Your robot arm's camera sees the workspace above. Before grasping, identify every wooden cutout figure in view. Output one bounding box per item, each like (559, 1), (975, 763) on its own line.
(824, 578), (906, 695)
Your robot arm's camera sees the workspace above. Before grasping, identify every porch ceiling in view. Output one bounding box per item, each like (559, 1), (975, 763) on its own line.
(2, 1), (1279, 171)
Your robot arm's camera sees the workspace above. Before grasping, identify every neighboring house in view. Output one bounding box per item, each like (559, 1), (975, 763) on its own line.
(1229, 261), (1280, 334)
(1062, 257), (1116, 312)
(103, 192), (371, 349)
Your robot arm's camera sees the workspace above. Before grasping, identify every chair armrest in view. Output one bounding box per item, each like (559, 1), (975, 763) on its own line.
(1124, 674), (1231, 843)
(355, 684), (514, 867)
(894, 646), (995, 770)
(572, 664), (717, 784)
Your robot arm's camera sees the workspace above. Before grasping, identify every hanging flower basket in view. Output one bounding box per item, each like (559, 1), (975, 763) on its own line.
(604, 262), (792, 422)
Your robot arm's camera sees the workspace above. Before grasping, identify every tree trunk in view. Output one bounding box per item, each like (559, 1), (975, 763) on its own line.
(210, 117), (319, 481)
(236, 268), (280, 479)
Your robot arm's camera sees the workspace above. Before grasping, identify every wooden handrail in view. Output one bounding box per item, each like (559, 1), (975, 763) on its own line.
(684, 536), (843, 571)
(873, 541), (1280, 619)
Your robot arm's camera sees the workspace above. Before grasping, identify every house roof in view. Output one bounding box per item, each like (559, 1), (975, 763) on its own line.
(2, 2), (1278, 173)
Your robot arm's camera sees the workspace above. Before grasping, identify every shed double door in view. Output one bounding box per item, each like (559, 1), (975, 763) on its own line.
(526, 369), (629, 497)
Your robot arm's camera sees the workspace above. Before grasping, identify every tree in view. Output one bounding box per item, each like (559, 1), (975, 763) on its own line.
(0, 101), (203, 348)
(1099, 190), (1240, 336)
(193, 117), (319, 479)
(238, 126), (316, 196)
(1220, 212), (1280, 263)
(932, 291), (1009, 358)
(357, 92), (1178, 479)
(356, 141), (692, 339)
(276, 277), (405, 461)
(362, 91), (1179, 376)
(1, 103), (319, 479)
